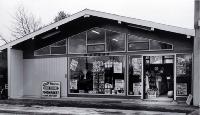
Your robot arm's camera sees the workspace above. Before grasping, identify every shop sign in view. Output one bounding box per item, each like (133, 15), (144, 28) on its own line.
(42, 81), (60, 98)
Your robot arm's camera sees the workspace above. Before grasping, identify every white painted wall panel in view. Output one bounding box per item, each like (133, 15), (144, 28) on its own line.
(10, 49), (23, 98)
(23, 57), (67, 98)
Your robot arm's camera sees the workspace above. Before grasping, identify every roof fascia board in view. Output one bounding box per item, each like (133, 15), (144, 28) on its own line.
(86, 10), (195, 36)
(0, 10), (87, 51)
(0, 9), (194, 51)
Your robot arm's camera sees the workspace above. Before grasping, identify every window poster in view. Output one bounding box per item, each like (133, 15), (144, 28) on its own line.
(114, 62), (122, 73)
(132, 58), (142, 75)
(93, 72), (105, 93)
(115, 79), (124, 90)
(177, 66), (186, 75)
(93, 61), (104, 72)
(176, 83), (187, 95)
(176, 57), (186, 75)
(133, 83), (141, 95)
(150, 56), (162, 64)
(70, 59), (78, 71)
(70, 79), (78, 90)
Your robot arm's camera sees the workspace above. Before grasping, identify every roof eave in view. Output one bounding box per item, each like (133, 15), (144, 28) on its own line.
(0, 9), (195, 51)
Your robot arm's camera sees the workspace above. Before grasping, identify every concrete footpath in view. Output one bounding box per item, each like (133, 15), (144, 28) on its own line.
(0, 97), (198, 114)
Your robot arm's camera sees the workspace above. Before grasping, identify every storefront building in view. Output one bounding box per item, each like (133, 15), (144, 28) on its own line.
(0, 9), (199, 106)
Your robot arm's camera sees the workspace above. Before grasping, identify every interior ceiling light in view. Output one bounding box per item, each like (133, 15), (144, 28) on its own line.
(91, 30), (100, 34)
(112, 39), (118, 42)
(128, 24), (153, 31)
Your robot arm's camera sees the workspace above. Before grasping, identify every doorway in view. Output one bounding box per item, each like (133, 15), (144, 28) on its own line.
(143, 55), (174, 101)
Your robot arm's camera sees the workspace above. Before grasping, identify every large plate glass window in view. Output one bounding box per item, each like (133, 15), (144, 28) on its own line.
(87, 28), (105, 52)
(128, 35), (149, 51)
(176, 54), (192, 96)
(127, 34), (173, 51)
(106, 30), (125, 52)
(34, 46), (50, 55)
(69, 32), (86, 54)
(128, 55), (142, 96)
(87, 28), (105, 44)
(150, 40), (173, 50)
(34, 39), (67, 55)
(69, 56), (125, 95)
(51, 39), (67, 54)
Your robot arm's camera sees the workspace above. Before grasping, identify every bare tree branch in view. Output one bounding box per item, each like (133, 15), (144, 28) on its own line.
(11, 5), (42, 39)
(0, 34), (8, 44)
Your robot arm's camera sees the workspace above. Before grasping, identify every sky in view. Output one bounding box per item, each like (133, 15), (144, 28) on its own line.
(0, 0), (194, 45)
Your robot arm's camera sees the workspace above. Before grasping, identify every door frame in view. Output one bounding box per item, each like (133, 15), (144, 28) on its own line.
(141, 53), (176, 100)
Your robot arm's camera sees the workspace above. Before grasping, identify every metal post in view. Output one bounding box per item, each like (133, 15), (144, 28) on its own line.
(193, 0), (200, 107)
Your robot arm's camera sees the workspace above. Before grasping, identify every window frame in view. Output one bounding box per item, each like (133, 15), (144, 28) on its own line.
(127, 34), (173, 52)
(34, 39), (67, 56)
(68, 55), (126, 96)
(105, 29), (126, 52)
(34, 27), (174, 56)
(149, 39), (173, 51)
(68, 32), (87, 54)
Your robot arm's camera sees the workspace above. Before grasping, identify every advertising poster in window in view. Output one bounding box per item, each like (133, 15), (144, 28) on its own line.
(176, 57), (186, 75)
(70, 59), (78, 71)
(42, 81), (61, 98)
(70, 79), (78, 90)
(114, 62), (122, 73)
(176, 83), (187, 95)
(150, 56), (162, 64)
(133, 83), (142, 95)
(93, 61), (104, 72)
(132, 58), (142, 75)
(115, 79), (124, 90)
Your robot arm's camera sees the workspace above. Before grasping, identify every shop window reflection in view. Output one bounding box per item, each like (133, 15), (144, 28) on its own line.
(68, 32), (86, 54)
(69, 56), (125, 95)
(150, 40), (173, 50)
(127, 34), (173, 51)
(34, 39), (67, 55)
(128, 35), (149, 51)
(106, 30), (125, 52)
(87, 28), (105, 44)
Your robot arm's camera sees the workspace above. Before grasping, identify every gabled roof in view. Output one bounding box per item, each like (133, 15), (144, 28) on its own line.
(0, 9), (195, 51)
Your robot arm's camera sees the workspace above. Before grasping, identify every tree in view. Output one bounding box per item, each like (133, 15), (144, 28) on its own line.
(0, 34), (8, 46)
(11, 5), (42, 39)
(54, 11), (70, 22)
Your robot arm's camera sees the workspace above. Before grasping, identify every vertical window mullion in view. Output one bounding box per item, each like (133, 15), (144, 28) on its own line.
(86, 32), (88, 54)
(105, 30), (107, 52)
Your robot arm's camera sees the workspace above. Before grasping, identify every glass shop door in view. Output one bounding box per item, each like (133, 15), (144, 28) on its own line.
(143, 55), (174, 101)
